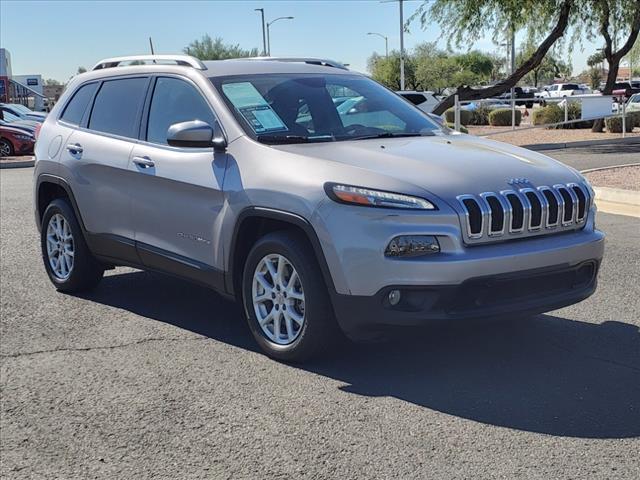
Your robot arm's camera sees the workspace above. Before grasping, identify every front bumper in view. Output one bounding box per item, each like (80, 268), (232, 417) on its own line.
(332, 259), (600, 339)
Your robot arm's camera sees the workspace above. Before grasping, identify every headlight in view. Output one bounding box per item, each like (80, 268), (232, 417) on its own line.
(15, 134), (34, 141)
(325, 183), (436, 210)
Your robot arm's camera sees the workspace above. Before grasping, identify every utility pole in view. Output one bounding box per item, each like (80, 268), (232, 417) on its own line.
(381, 0), (405, 89)
(254, 8), (267, 56)
(399, 0), (405, 90)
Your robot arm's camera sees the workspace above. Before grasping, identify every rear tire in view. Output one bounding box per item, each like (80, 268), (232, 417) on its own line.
(242, 230), (338, 362)
(40, 199), (104, 292)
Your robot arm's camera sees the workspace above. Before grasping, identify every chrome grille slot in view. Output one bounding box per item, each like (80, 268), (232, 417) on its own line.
(485, 195), (505, 235)
(505, 193), (524, 232)
(457, 182), (589, 244)
(540, 188), (560, 227)
(557, 187), (575, 224)
(570, 184), (587, 222)
(461, 198), (483, 236)
(523, 190), (543, 229)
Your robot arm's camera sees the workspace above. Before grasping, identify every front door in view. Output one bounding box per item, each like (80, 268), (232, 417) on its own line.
(128, 76), (227, 289)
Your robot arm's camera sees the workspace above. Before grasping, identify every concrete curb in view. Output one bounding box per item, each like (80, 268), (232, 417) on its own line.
(0, 159), (35, 169)
(523, 136), (640, 151)
(581, 162), (640, 174)
(593, 186), (640, 218)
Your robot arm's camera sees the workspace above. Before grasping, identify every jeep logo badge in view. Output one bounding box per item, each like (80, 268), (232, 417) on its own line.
(508, 177), (532, 187)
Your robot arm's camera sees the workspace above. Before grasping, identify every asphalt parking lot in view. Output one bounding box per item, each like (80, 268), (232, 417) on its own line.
(1, 160), (639, 479)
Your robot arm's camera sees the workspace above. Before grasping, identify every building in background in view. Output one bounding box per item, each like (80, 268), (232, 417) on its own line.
(0, 48), (47, 111)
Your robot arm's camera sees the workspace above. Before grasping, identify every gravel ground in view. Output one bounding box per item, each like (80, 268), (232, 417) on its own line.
(1, 167), (639, 479)
(584, 165), (640, 190)
(467, 125), (640, 146)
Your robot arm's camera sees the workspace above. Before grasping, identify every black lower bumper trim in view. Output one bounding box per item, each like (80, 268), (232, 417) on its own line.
(332, 260), (599, 339)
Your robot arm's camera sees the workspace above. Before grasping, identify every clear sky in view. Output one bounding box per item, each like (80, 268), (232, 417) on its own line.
(1, 0), (599, 82)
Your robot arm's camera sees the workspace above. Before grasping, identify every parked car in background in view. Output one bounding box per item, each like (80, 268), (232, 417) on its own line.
(538, 83), (588, 101)
(497, 87), (535, 108)
(611, 81), (640, 101)
(0, 124), (35, 156)
(624, 93), (640, 112)
(1, 103), (47, 122)
(396, 91), (440, 113)
(462, 99), (512, 111)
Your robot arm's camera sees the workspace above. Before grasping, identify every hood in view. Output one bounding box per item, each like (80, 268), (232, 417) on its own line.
(272, 133), (582, 200)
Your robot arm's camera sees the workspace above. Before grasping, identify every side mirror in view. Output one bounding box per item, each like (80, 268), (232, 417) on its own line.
(167, 120), (227, 151)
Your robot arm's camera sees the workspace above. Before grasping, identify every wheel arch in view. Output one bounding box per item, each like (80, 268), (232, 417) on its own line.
(226, 207), (337, 299)
(36, 174), (86, 233)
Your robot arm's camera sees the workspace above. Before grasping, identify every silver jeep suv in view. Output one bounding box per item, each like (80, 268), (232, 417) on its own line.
(34, 55), (604, 361)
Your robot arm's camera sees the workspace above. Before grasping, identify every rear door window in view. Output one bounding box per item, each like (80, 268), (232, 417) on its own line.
(88, 77), (148, 138)
(60, 82), (98, 126)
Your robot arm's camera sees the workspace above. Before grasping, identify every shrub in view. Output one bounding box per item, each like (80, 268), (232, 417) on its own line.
(532, 103), (593, 129)
(606, 115), (635, 133)
(444, 108), (473, 126)
(445, 122), (468, 133)
(488, 108), (522, 126)
(470, 104), (491, 125)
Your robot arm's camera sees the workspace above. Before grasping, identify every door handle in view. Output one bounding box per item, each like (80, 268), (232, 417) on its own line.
(66, 143), (83, 154)
(133, 156), (155, 168)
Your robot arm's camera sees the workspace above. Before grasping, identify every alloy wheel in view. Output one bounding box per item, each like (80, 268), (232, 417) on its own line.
(46, 213), (75, 280)
(252, 253), (306, 345)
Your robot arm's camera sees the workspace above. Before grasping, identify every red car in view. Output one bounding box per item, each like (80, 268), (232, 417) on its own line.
(0, 124), (35, 156)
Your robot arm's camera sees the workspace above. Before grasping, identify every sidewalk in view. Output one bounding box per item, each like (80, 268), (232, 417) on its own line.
(583, 164), (640, 218)
(467, 125), (640, 147)
(0, 156), (35, 169)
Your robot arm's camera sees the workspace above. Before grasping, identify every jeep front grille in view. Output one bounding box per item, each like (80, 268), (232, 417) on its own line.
(457, 183), (590, 244)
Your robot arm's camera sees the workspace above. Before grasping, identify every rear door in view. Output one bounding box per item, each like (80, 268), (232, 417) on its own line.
(62, 76), (149, 262)
(128, 75), (227, 288)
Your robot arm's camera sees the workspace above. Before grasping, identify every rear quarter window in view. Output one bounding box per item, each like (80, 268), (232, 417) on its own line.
(88, 77), (148, 138)
(60, 82), (98, 126)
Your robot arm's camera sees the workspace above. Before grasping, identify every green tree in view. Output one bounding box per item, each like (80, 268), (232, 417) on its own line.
(184, 34), (258, 60)
(77, 66), (87, 74)
(44, 78), (61, 86)
(579, 0), (640, 131)
(623, 39), (639, 77)
(368, 51), (416, 90)
(410, 0), (575, 114)
(517, 41), (571, 86)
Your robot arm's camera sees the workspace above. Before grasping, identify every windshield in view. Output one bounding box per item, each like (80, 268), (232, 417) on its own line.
(211, 73), (441, 144)
(10, 104), (32, 114)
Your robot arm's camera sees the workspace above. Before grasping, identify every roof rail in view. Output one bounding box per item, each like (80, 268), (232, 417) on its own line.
(235, 57), (348, 70)
(92, 55), (206, 71)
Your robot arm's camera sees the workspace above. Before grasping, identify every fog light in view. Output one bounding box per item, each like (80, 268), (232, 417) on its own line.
(388, 289), (401, 306)
(385, 235), (440, 257)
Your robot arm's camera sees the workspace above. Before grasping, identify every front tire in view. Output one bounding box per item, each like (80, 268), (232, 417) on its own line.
(41, 199), (104, 292)
(0, 138), (14, 157)
(242, 231), (337, 362)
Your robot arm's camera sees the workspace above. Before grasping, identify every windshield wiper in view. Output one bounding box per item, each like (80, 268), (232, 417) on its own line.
(256, 134), (334, 144)
(349, 132), (434, 141)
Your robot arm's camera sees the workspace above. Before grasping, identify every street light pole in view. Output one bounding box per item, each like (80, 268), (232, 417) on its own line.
(254, 8), (267, 56)
(266, 16), (294, 56)
(367, 32), (388, 58)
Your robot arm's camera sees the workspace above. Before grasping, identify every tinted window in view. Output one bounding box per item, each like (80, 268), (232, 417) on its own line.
(61, 82), (98, 125)
(401, 93), (427, 105)
(89, 78), (148, 138)
(146, 77), (216, 145)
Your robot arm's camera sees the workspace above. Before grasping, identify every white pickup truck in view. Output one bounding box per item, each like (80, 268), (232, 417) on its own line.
(537, 83), (589, 101)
